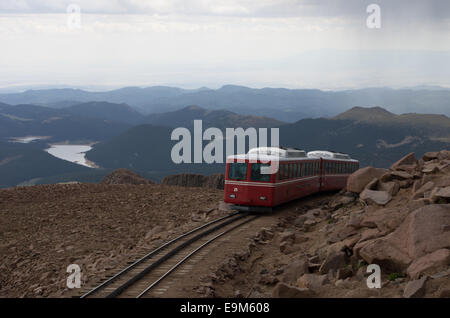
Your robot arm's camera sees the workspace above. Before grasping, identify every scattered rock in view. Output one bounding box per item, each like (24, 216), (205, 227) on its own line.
(336, 267), (353, 280)
(439, 288), (450, 298)
(412, 181), (435, 200)
(423, 152), (439, 162)
(346, 167), (388, 193)
(359, 205), (450, 272)
(378, 181), (400, 196)
(407, 249), (450, 279)
(279, 231), (296, 244)
(403, 276), (427, 298)
(297, 274), (329, 292)
(430, 186), (450, 203)
(272, 282), (315, 298)
(101, 169), (153, 185)
(282, 258), (309, 283)
(360, 189), (392, 205)
(279, 241), (296, 255)
(390, 152), (417, 170)
(319, 251), (347, 274)
(359, 228), (383, 242)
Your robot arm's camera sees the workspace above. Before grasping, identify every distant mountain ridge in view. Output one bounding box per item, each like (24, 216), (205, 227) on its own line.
(335, 106), (450, 139)
(0, 102), (133, 142)
(1, 85), (450, 122)
(2, 104), (450, 188)
(86, 106), (450, 178)
(145, 105), (284, 128)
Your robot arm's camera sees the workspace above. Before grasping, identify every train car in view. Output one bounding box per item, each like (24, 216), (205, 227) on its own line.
(224, 147), (359, 212)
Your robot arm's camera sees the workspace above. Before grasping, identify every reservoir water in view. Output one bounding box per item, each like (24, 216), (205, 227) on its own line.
(45, 145), (94, 168)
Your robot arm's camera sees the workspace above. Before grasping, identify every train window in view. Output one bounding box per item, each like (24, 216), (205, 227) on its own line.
(289, 163), (295, 179)
(250, 163), (271, 182)
(228, 163), (248, 180)
(280, 164), (289, 180)
(307, 163), (311, 176)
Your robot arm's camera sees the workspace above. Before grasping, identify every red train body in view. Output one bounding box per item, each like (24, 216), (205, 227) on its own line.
(224, 147), (359, 212)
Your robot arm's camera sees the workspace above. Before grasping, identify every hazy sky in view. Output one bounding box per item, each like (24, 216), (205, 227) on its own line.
(1, 0), (449, 91)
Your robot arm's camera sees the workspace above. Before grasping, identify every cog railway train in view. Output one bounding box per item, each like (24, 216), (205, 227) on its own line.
(224, 147), (359, 212)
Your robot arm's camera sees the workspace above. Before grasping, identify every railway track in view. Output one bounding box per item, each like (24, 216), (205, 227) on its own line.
(79, 212), (258, 298)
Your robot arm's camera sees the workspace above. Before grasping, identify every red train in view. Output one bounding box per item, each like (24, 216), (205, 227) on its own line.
(224, 147), (359, 212)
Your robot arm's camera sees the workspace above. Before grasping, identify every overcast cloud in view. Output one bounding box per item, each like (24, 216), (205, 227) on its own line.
(0, 0), (449, 90)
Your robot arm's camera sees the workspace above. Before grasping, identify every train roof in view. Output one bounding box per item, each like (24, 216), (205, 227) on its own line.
(307, 150), (356, 161)
(226, 147), (358, 162)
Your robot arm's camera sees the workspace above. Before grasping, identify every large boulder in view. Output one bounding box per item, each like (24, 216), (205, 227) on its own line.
(390, 152), (417, 170)
(423, 152), (439, 162)
(407, 249), (450, 279)
(360, 207), (409, 233)
(430, 186), (450, 203)
(437, 150), (450, 160)
(360, 189), (392, 205)
(346, 167), (388, 193)
(359, 204), (450, 272)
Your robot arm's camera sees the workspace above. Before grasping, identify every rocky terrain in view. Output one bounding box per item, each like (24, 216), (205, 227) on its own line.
(0, 183), (224, 297)
(101, 168), (154, 185)
(196, 150), (450, 298)
(0, 150), (448, 298)
(162, 173), (225, 190)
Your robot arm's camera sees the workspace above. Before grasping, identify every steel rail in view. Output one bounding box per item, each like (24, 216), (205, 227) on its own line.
(136, 215), (258, 298)
(80, 211), (240, 298)
(105, 213), (250, 298)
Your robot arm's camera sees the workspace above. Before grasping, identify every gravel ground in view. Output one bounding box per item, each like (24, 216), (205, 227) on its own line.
(0, 183), (223, 297)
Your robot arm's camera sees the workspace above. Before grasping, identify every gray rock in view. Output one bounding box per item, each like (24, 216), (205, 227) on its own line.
(360, 189), (392, 205)
(272, 282), (315, 298)
(403, 276), (427, 298)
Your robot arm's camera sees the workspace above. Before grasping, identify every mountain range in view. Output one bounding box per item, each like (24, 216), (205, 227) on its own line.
(1, 94), (450, 189)
(1, 85), (450, 122)
(85, 106), (450, 177)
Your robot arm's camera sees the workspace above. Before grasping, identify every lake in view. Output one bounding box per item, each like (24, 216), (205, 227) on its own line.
(9, 136), (50, 143)
(45, 145), (95, 168)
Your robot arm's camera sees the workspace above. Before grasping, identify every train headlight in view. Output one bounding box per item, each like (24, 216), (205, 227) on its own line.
(259, 196), (267, 200)
(229, 194), (236, 198)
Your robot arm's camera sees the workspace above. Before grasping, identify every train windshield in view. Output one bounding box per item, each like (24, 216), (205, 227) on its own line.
(228, 163), (248, 180)
(250, 163), (271, 182)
